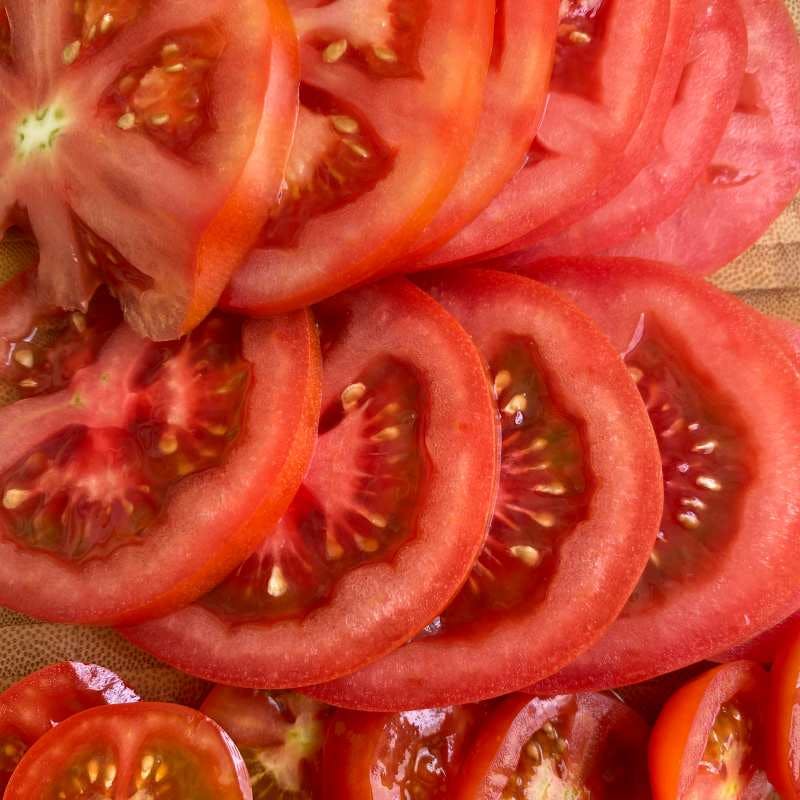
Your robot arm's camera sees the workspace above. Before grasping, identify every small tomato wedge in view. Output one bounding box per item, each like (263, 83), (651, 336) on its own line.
(0, 287), (321, 625)
(0, 661), (138, 792)
(122, 279), (499, 687)
(224, 0), (495, 314)
(310, 269), (662, 710)
(423, 0), (670, 265)
(0, 0), (298, 339)
(650, 661), (775, 800)
(323, 703), (483, 799)
(4, 701), (252, 799)
(529, 0), (747, 260)
(455, 693), (650, 799)
(505, 258), (800, 692)
(201, 686), (330, 799)
(607, 0), (800, 275)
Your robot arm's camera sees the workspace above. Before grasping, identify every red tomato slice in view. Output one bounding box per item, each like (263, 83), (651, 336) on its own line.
(0, 289), (321, 624)
(201, 686), (330, 799)
(309, 269), (662, 710)
(323, 703), (483, 799)
(528, 0), (747, 260)
(4, 701), (252, 799)
(606, 0), (800, 275)
(403, 0), (559, 265)
(122, 279), (499, 687)
(0, 661), (138, 792)
(455, 693), (650, 799)
(419, 0), (670, 266)
(501, 258), (800, 692)
(223, 0), (495, 315)
(0, 0), (298, 340)
(650, 661), (774, 800)
(766, 623), (800, 798)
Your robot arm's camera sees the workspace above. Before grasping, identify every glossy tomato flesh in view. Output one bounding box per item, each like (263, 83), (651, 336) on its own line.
(4, 702), (252, 799)
(0, 0), (298, 339)
(0, 661), (138, 792)
(308, 269), (662, 710)
(122, 278), (499, 687)
(224, 0), (495, 313)
(505, 258), (800, 692)
(0, 286), (320, 624)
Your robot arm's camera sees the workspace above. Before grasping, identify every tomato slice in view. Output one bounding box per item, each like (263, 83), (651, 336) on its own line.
(0, 661), (138, 792)
(419, 0), (669, 266)
(223, 0), (494, 314)
(0, 0), (298, 339)
(0, 292), (321, 624)
(606, 0), (800, 275)
(766, 623), (800, 798)
(4, 701), (252, 799)
(309, 269), (662, 710)
(403, 0), (559, 265)
(454, 693), (649, 799)
(502, 258), (800, 692)
(122, 279), (499, 687)
(201, 686), (330, 799)
(323, 703), (483, 799)
(528, 0), (747, 260)
(650, 661), (775, 800)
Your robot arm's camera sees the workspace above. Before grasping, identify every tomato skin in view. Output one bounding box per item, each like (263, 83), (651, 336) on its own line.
(649, 661), (768, 800)
(765, 624), (800, 798)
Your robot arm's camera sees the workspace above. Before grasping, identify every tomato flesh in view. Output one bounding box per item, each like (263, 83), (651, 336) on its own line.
(4, 702), (252, 800)
(202, 687), (329, 800)
(0, 662), (138, 793)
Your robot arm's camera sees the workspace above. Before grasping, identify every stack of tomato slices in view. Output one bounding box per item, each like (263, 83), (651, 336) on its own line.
(0, 0), (800, 795)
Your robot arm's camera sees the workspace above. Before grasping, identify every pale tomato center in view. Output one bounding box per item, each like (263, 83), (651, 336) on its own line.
(14, 103), (71, 161)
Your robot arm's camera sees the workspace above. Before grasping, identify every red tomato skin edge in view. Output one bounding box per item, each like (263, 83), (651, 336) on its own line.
(766, 623), (800, 798)
(183, 0), (300, 335)
(649, 661), (766, 800)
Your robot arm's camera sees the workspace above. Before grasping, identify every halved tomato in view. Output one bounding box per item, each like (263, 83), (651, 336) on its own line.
(502, 258), (800, 692)
(0, 0), (298, 339)
(528, 0), (747, 260)
(0, 287), (321, 624)
(0, 661), (138, 792)
(419, 0), (669, 266)
(4, 702), (252, 799)
(201, 686), (330, 799)
(766, 622), (800, 798)
(323, 703), (483, 799)
(650, 661), (775, 800)
(606, 0), (800, 275)
(403, 0), (559, 266)
(122, 279), (499, 687)
(455, 693), (650, 799)
(223, 0), (495, 314)
(310, 269), (662, 710)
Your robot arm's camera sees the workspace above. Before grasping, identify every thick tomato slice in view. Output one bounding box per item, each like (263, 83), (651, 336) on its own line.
(4, 701), (252, 799)
(309, 269), (662, 711)
(529, 0), (747, 260)
(0, 661), (138, 792)
(650, 662), (775, 800)
(606, 0), (800, 275)
(122, 279), (499, 687)
(323, 703), (483, 799)
(419, 0), (669, 266)
(402, 0), (559, 266)
(766, 623), (800, 798)
(201, 686), (330, 799)
(454, 693), (650, 799)
(501, 258), (800, 692)
(0, 0), (298, 339)
(223, 0), (494, 315)
(0, 289), (321, 625)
